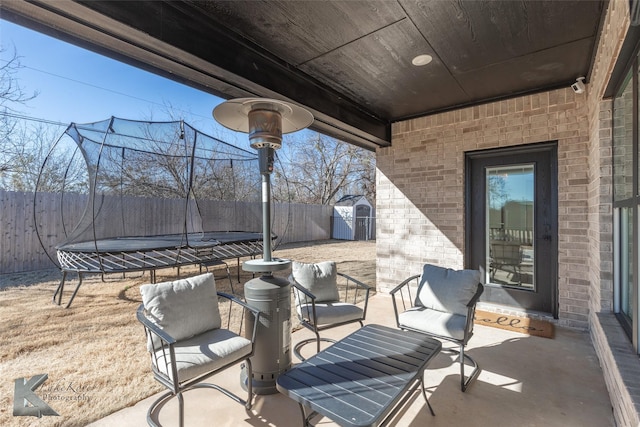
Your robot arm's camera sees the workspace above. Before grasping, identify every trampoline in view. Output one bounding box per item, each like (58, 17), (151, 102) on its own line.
(53, 231), (271, 308)
(36, 117), (273, 307)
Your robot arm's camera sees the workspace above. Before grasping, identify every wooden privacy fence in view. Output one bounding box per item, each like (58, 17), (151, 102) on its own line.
(0, 190), (332, 274)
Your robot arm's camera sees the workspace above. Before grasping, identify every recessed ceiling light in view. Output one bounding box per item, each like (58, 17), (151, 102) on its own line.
(412, 54), (433, 66)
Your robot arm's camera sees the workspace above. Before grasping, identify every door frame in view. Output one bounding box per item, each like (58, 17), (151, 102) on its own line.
(465, 142), (559, 317)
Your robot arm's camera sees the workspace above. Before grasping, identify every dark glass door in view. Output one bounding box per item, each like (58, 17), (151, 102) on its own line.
(466, 143), (558, 316)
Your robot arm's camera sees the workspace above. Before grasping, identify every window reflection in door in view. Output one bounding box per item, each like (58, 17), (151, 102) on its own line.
(486, 164), (535, 290)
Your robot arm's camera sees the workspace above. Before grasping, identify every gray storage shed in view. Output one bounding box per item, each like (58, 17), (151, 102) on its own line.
(332, 195), (374, 240)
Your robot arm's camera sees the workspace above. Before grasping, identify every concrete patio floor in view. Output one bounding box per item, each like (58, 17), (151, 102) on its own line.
(90, 294), (614, 427)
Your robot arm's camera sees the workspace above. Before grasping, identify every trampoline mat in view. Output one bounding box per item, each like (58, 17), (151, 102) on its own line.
(56, 231), (266, 253)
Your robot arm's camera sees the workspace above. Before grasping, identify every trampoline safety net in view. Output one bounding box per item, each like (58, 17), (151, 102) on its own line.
(35, 117), (271, 277)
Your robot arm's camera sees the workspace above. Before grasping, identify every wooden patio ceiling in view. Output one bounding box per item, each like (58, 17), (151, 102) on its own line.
(0, 1), (606, 150)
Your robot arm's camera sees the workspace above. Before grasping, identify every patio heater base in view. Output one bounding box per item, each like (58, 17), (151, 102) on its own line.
(241, 274), (291, 395)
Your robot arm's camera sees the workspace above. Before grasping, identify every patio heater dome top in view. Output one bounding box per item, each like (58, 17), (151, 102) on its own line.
(213, 98), (314, 132)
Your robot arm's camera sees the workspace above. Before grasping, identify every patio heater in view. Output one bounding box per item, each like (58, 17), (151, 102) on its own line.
(213, 98), (313, 394)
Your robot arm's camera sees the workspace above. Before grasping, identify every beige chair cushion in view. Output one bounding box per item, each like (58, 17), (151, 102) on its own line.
(152, 328), (252, 383)
(398, 306), (467, 341)
(416, 264), (480, 317)
(296, 302), (363, 326)
(292, 261), (340, 304)
(140, 273), (221, 350)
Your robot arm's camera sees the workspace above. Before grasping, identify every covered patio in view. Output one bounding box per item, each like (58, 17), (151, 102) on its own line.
(2, 1), (638, 425)
(91, 294), (613, 427)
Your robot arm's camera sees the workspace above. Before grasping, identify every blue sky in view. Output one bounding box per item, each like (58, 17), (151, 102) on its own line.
(0, 19), (250, 145)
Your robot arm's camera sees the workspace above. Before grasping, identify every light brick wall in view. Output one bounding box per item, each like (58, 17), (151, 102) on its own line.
(586, 0), (625, 313)
(378, 88), (590, 328)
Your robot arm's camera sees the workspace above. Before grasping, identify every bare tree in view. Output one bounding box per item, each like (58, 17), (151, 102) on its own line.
(135, 104), (260, 201)
(0, 46), (39, 180)
(342, 148), (376, 206)
(273, 133), (376, 205)
(9, 123), (85, 192)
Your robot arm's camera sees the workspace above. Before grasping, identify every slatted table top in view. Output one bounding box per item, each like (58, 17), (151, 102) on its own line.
(276, 324), (442, 427)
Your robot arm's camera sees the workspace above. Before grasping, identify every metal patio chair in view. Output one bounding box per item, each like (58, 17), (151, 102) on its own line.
(391, 263), (484, 392)
(489, 241), (528, 284)
(137, 272), (261, 427)
(289, 260), (371, 361)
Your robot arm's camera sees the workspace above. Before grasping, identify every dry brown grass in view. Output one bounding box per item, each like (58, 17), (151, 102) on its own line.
(0, 239), (375, 427)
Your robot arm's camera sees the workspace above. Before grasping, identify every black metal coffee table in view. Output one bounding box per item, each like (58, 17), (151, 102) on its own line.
(276, 324), (442, 427)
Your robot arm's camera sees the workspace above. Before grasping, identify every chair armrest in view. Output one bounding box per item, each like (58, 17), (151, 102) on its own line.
(337, 272), (371, 319)
(217, 291), (261, 316)
(389, 274), (421, 295)
(390, 274), (421, 328)
(137, 303), (181, 385)
(136, 304), (176, 346)
(290, 279), (317, 301)
(463, 283), (485, 343)
(216, 291), (262, 345)
(466, 283), (484, 308)
(290, 279), (319, 325)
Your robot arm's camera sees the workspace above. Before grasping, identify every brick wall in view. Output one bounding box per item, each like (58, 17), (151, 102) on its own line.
(586, 0), (620, 316)
(378, 88), (590, 329)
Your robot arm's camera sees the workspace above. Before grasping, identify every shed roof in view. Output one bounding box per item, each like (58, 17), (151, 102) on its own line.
(335, 195), (369, 207)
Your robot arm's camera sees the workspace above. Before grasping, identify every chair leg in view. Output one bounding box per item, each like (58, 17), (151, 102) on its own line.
(245, 358), (254, 410)
(177, 392), (184, 427)
(458, 344), (481, 392)
(146, 390), (175, 427)
(147, 375), (254, 426)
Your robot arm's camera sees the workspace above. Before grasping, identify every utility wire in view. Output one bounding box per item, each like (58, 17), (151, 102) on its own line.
(0, 110), (67, 127)
(4, 61), (216, 122)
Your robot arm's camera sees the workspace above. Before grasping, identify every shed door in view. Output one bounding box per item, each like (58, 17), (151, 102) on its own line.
(354, 205), (371, 240)
(466, 143), (558, 316)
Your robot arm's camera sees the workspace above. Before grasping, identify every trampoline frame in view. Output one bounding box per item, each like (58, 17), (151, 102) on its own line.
(53, 232), (271, 308)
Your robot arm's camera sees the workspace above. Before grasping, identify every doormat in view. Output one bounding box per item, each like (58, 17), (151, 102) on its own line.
(474, 310), (554, 339)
